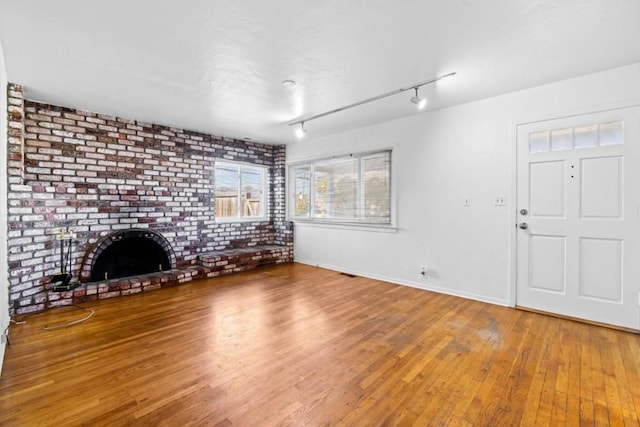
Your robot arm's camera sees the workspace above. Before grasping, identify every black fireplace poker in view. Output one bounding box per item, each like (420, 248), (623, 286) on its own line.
(50, 227), (81, 292)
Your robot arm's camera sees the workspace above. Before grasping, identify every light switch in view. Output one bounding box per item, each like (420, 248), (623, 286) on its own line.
(494, 195), (506, 206)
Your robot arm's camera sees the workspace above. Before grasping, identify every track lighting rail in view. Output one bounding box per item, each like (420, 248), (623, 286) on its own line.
(288, 71), (456, 129)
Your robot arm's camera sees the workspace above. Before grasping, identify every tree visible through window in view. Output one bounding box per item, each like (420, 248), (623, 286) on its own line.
(290, 150), (391, 224)
(214, 161), (266, 220)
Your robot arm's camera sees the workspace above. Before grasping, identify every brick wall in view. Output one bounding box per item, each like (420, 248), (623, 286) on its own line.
(6, 83), (291, 315)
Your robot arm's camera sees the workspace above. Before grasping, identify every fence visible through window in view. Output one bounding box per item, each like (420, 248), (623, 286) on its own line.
(214, 161), (267, 220)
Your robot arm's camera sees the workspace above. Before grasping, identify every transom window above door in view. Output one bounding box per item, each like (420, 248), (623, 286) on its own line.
(529, 121), (623, 153)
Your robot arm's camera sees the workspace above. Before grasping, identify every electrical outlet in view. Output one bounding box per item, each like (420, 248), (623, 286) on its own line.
(464, 196), (471, 207)
(494, 195), (506, 206)
(421, 266), (428, 278)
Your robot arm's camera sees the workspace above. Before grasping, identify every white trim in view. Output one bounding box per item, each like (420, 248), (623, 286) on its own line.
(214, 217), (269, 224)
(294, 260), (510, 307)
(293, 220), (398, 233)
(507, 119), (518, 307)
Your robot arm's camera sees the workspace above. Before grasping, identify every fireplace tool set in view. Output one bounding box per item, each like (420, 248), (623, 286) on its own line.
(43, 226), (94, 330)
(50, 227), (81, 292)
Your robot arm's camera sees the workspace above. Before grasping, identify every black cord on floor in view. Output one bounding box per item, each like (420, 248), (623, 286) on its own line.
(3, 319), (27, 347)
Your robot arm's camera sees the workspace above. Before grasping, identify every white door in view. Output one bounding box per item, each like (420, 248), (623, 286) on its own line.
(516, 107), (640, 330)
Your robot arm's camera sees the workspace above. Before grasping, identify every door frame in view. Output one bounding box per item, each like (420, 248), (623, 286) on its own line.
(508, 100), (640, 309)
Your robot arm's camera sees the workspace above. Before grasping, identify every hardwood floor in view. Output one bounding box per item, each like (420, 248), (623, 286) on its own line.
(1, 263), (639, 426)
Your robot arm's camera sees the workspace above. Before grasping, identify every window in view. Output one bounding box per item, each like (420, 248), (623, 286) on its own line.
(290, 150), (391, 225)
(214, 161), (267, 220)
(529, 121), (624, 153)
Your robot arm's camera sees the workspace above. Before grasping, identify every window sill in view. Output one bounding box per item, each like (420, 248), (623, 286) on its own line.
(215, 217), (269, 224)
(291, 220), (398, 233)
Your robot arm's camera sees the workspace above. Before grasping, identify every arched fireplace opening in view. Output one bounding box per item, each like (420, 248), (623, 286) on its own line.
(81, 229), (176, 282)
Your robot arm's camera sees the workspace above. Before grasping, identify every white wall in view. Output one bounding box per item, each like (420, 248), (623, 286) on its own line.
(288, 62), (640, 306)
(0, 39), (9, 375)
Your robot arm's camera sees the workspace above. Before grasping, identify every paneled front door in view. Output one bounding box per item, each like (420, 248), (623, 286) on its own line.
(516, 107), (640, 330)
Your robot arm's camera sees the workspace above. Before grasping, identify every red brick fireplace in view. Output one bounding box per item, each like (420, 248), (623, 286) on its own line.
(6, 83), (292, 315)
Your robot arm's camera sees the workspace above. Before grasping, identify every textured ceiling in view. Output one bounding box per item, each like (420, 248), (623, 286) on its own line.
(1, 0), (640, 144)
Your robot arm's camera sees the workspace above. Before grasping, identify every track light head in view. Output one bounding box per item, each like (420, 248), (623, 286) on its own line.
(410, 87), (427, 110)
(411, 96), (427, 110)
(295, 122), (307, 139)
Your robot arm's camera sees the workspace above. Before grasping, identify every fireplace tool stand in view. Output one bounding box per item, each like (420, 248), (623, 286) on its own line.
(44, 227), (94, 330)
(51, 227), (81, 292)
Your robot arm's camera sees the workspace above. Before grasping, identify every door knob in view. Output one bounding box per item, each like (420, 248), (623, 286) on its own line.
(519, 222), (528, 230)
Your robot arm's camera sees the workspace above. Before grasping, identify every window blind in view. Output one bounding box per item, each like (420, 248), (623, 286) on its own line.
(290, 150), (391, 224)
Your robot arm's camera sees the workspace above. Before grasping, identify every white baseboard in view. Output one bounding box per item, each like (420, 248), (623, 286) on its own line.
(0, 318), (7, 377)
(294, 259), (510, 307)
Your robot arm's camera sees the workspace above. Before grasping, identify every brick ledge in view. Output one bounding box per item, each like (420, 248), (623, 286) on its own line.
(20, 244), (292, 314)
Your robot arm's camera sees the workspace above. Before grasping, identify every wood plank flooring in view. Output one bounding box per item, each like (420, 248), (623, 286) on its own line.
(1, 263), (639, 426)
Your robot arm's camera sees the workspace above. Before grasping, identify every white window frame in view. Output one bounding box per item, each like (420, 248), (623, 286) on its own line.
(214, 160), (268, 222)
(288, 149), (393, 228)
